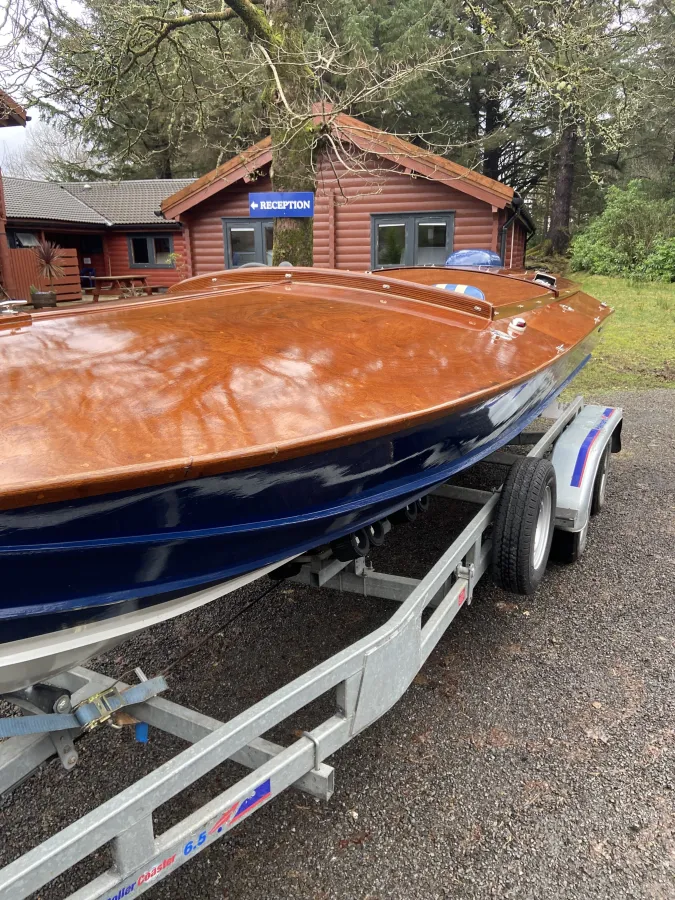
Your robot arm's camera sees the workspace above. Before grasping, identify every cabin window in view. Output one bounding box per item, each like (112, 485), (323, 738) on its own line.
(223, 218), (274, 267)
(371, 213), (454, 268)
(8, 231), (40, 248)
(127, 234), (175, 268)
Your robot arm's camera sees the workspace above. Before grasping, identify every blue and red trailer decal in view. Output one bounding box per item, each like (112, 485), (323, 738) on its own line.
(570, 408), (615, 488)
(208, 778), (272, 835)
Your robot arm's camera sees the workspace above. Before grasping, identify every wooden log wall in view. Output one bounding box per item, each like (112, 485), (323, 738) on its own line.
(104, 231), (188, 288)
(181, 149), (513, 275)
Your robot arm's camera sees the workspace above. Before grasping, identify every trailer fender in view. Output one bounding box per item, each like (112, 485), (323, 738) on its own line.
(551, 405), (623, 533)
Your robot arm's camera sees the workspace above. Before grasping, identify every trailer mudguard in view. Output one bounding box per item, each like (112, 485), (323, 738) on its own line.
(552, 405), (623, 532)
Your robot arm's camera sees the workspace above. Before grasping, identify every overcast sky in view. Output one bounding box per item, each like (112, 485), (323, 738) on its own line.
(0, 114), (33, 152)
(0, 0), (84, 170)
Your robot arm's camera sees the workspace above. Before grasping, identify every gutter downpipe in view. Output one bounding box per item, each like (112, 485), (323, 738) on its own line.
(499, 195), (536, 265)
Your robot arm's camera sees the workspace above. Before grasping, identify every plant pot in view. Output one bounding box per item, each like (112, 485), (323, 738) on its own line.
(30, 291), (58, 309)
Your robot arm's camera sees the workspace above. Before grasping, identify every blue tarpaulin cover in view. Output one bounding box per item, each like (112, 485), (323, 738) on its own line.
(445, 249), (502, 267)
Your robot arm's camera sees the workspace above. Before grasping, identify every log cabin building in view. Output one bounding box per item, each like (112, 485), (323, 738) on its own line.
(1, 109), (533, 303)
(1, 177), (193, 301)
(161, 112), (534, 276)
(0, 88), (195, 301)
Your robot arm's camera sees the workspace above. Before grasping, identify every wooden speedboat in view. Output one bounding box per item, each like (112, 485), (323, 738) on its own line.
(0, 266), (611, 692)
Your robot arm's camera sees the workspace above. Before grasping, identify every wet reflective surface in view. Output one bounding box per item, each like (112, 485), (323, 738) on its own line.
(0, 274), (608, 510)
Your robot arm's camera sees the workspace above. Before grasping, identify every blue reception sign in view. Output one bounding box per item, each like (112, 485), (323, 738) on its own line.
(249, 192), (314, 218)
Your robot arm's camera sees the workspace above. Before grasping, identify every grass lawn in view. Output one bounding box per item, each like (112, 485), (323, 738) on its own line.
(568, 274), (675, 391)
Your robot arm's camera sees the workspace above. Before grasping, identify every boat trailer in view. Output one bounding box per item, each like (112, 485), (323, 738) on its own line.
(0, 396), (623, 900)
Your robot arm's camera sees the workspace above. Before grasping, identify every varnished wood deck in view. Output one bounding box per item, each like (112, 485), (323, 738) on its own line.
(0, 269), (611, 510)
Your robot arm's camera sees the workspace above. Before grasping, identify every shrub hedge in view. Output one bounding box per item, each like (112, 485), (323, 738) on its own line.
(570, 181), (675, 281)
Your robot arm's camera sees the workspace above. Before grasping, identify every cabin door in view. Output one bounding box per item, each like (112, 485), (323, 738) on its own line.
(223, 219), (274, 268)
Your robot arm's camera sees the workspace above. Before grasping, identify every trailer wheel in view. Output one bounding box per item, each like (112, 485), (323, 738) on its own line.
(492, 457), (557, 595)
(550, 521), (588, 564)
(591, 444), (611, 516)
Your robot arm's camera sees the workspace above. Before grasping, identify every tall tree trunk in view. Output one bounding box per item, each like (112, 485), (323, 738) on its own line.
(467, 14), (482, 146)
(266, 0), (316, 266)
(140, 129), (173, 179)
(468, 79), (481, 145)
(548, 124), (578, 255)
(269, 116), (316, 266)
(483, 94), (501, 181)
(543, 146), (554, 236)
(160, 153), (173, 179)
(155, 152), (173, 179)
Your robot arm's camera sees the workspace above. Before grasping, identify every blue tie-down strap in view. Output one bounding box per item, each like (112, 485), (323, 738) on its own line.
(0, 676), (168, 738)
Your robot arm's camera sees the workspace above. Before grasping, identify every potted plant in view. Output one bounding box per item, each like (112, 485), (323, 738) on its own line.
(30, 240), (64, 309)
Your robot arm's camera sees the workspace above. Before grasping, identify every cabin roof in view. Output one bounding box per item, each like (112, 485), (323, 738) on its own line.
(334, 113), (514, 205)
(161, 113), (515, 218)
(3, 177), (195, 227)
(65, 179), (195, 225)
(160, 138), (273, 217)
(3, 177), (110, 224)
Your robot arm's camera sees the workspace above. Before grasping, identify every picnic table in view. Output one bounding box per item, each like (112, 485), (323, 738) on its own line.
(88, 275), (153, 302)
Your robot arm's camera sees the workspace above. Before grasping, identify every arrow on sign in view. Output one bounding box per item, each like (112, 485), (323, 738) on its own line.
(251, 201), (259, 209)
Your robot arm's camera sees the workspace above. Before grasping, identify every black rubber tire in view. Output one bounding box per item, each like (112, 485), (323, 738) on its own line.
(491, 457), (557, 595)
(550, 523), (587, 564)
(391, 503), (418, 524)
(591, 444), (611, 516)
(416, 495), (431, 513)
(367, 520), (386, 547)
(331, 528), (371, 562)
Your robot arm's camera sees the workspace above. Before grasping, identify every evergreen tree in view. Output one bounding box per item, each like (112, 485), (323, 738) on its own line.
(2, 0), (670, 259)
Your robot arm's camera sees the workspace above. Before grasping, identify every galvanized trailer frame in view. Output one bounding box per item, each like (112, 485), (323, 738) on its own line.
(0, 396), (622, 900)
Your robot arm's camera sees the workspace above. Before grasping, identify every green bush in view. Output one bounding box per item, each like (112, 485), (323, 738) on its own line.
(570, 181), (675, 279)
(569, 229), (632, 276)
(638, 237), (675, 282)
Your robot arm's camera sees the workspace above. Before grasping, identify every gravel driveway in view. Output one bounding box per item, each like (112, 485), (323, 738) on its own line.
(1, 389), (673, 900)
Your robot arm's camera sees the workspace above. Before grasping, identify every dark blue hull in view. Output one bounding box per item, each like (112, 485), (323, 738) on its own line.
(0, 345), (591, 642)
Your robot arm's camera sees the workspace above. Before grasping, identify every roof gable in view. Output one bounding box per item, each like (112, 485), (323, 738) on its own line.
(161, 138), (272, 217)
(332, 114), (513, 207)
(161, 115), (514, 218)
